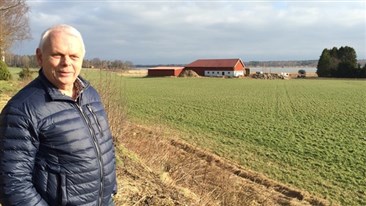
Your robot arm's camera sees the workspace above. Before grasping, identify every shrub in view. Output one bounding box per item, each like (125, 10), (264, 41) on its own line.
(19, 67), (33, 80)
(0, 60), (12, 81)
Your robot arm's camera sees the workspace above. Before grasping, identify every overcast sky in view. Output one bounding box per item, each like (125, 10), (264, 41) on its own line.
(12, 0), (366, 65)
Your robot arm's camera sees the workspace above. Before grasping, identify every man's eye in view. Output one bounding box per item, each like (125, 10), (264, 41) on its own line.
(51, 54), (61, 58)
(70, 55), (79, 60)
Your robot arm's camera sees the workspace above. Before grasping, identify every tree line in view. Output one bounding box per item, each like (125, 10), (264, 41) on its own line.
(4, 53), (134, 70)
(317, 46), (366, 78)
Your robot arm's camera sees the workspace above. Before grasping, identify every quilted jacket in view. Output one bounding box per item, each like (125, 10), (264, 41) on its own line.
(0, 70), (117, 206)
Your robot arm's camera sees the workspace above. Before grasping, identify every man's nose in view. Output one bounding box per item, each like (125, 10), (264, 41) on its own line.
(62, 56), (72, 66)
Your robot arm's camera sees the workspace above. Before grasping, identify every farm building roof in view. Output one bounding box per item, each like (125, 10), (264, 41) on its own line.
(185, 59), (245, 68)
(148, 66), (184, 70)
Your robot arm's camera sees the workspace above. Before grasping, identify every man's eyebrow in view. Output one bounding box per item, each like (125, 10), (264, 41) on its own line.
(51, 51), (63, 55)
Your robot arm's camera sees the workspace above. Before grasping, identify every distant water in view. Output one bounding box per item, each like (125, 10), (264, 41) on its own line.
(134, 66), (318, 74)
(249, 67), (317, 73)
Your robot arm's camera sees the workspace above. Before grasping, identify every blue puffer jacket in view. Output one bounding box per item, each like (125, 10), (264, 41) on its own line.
(0, 70), (117, 206)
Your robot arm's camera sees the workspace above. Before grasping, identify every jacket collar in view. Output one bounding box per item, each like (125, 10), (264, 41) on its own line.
(38, 68), (90, 101)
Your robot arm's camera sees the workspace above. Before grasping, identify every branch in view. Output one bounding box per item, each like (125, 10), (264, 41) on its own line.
(0, 1), (22, 11)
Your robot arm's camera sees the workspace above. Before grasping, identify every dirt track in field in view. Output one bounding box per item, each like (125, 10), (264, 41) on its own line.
(114, 122), (331, 206)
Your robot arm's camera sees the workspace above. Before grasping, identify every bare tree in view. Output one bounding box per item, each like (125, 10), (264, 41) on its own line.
(0, 0), (31, 62)
(21, 55), (30, 68)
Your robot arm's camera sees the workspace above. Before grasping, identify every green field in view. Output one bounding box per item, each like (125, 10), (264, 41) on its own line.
(89, 74), (365, 206)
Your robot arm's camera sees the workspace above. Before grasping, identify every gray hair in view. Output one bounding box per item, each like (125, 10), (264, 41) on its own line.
(38, 24), (86, 55)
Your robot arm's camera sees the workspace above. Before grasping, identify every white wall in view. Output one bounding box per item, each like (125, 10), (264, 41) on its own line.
(204, 70), (243, 77)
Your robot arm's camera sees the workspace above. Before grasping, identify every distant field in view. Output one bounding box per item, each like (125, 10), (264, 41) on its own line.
(84, 72), (366, 206)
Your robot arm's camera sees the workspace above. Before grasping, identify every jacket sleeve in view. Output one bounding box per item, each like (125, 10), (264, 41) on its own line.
(0, 107), (48, 206)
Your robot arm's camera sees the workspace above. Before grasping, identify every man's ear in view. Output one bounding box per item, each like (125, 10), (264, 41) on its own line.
(36, 48), (43, 67)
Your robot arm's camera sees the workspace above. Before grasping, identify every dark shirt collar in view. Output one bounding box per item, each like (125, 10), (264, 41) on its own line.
(38, 68), (89, 101)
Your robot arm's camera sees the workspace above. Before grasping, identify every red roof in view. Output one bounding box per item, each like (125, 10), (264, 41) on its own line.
(185, 58), (245, 68)
(149, 66), (184, 70)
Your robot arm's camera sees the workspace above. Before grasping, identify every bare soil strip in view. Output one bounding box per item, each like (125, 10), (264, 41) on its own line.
(117, 122), (331, 206)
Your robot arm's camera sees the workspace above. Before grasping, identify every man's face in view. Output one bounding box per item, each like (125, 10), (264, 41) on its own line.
(36, 31), (84, 91)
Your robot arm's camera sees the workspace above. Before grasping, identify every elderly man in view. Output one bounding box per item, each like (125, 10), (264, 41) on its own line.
(0, 24), (117, 206)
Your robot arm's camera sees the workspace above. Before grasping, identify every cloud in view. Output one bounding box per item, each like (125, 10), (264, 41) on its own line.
(12, 1), (366, 64)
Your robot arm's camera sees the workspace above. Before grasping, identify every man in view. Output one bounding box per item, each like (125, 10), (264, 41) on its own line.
(0, 24), (117, 206)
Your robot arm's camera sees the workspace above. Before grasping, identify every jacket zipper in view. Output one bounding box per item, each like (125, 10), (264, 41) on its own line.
(86, 104), (103, 137)
(75, 103), (104, 206)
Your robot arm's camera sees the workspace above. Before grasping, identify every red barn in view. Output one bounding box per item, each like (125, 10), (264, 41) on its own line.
(147, 67), (184, 77)
(184, 58), (245, 77)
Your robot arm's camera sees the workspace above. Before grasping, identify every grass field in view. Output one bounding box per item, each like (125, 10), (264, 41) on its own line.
(85, 72), (366, 206)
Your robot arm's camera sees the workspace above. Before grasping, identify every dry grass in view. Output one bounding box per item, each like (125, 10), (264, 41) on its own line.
(116, 69), (148, 77)
(116, 122), (330, 206)
(0, 94), (11, 110)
